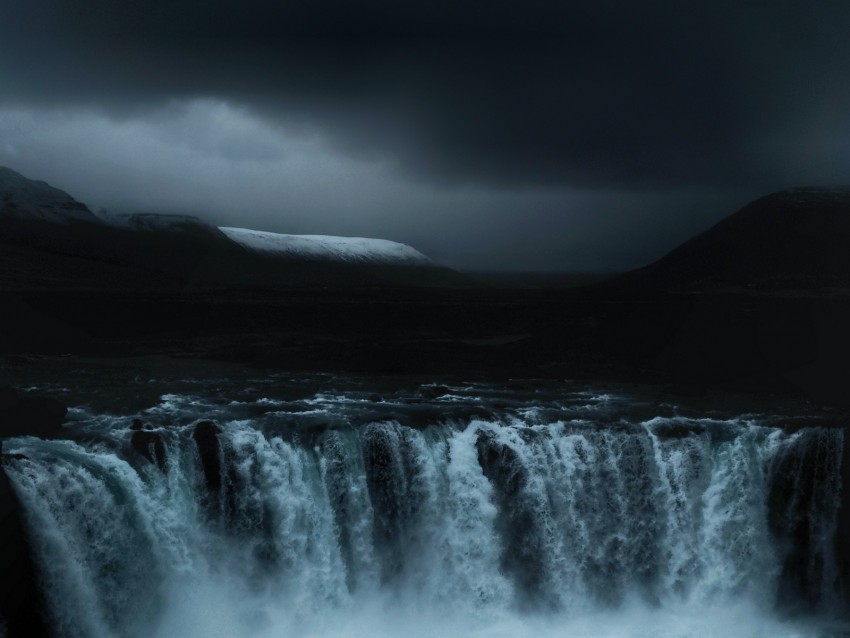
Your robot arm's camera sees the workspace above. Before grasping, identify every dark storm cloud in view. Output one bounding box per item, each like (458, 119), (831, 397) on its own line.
(3, 0), (850, 190)
(2, 1), (850, 271)
(0, 99), (735, 271)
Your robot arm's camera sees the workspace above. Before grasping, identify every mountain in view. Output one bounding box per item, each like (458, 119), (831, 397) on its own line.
(607, 187), (850, 293)
(0, 167), (100, 225)
(103, 212), (224, 235)
(585, 187), (850, 403)
(0, 167), (465, 290)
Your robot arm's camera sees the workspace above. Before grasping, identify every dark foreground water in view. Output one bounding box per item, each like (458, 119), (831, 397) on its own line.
(3, 367), (850, 637)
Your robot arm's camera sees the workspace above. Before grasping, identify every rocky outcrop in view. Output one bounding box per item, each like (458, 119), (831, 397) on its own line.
(130, 420), (166, 471)
(0, 386), (63, 637)
(0, 464), (50, 637)
(767, 428), (843, 612)
(475, 429), (560, 609)
(193, 420), (224, 492)
(834, 425), (850, 612)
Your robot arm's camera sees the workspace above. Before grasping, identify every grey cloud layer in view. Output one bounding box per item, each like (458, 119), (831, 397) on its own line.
(0, 101), (738, 270)
(1, 0), (849, 269)
(4, 0), (850, 189)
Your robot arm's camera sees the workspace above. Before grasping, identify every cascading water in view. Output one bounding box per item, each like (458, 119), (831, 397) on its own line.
(2, 378), (849, 638)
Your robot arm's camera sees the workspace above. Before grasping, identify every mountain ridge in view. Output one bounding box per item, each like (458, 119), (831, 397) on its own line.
(0, 166), (101, 225)
(0, 166), (464, 289)
(603, 186), (850, 294)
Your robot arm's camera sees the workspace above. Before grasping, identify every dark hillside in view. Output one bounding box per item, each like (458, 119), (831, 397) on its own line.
(606, 188), (850, 293)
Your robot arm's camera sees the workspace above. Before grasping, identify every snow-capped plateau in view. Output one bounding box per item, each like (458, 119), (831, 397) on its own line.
(0, 166), (100, 224)
(219, 227), (433, 266)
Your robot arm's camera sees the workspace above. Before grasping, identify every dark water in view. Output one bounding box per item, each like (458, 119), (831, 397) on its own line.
(3, 367), (850, 637)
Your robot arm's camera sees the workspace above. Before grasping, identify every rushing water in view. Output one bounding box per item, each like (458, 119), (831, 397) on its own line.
(3, 375), (849, 637)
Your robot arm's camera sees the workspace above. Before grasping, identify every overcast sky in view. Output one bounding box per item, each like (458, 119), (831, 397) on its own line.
(1, 0), (849, 271)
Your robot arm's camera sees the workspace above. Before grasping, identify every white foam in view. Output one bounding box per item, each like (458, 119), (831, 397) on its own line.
(4, 393), (846, 638)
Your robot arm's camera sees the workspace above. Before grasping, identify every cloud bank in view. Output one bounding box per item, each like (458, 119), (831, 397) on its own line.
(2, 0), (849, 269)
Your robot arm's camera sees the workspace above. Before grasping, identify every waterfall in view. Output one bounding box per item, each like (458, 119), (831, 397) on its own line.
(2, 385), (848, 638)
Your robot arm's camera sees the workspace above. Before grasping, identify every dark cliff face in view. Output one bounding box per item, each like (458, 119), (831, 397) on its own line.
(0, 388), (66, 637)
(0, 465), (52, 638)
(607, 188), (850, 293)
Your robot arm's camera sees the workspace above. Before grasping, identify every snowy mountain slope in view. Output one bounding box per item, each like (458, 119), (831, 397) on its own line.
(219, 227), (433, 266)
(0, 166), (100, 224)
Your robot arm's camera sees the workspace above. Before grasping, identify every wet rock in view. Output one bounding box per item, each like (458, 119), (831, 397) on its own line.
(475, 430), (551, 609)
(0, 384), (66, 633)
(0, 462), (51, 637)
(767, 428), (842, 612)
(361, 422), (432, 584)
(193, 420), (223, 492)
(836, 425), (850, 611)
(130, 430), (166, 471)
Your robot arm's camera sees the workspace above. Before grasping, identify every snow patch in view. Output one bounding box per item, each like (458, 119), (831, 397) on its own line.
(219, 227), (433, 266)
